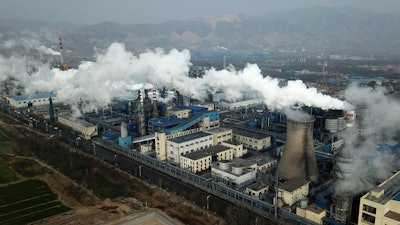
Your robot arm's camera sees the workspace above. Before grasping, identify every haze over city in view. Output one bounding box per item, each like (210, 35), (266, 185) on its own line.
(0, 1), (400, 225)
(1, 0), (400, 24)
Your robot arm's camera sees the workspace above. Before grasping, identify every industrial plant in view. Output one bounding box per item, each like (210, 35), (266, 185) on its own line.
(1, 41), (400, 225)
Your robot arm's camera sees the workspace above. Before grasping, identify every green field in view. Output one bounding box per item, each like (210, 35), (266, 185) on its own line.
(0, 159), (18, 184)
(0, 179), (70, 225)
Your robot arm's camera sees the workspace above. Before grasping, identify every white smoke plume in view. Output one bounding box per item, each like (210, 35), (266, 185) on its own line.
(335, 84), (400, 193)
(1, 41), (350, 117)
(0, 37), (60, 56)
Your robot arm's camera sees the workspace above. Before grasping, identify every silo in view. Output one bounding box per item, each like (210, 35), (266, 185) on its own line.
(325, 117), (338, 133)
(337, 116), (345, 131)
(331, 193), (352, 224)
(121, 122), (128, 138)
(277, 117), (319, 183)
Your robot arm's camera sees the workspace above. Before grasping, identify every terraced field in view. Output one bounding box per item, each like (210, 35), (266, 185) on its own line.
(0, 179), (70, 225)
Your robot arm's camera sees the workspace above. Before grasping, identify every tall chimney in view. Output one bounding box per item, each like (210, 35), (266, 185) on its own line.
(151, 88), (159, 118)
(277, 117), (319, 183)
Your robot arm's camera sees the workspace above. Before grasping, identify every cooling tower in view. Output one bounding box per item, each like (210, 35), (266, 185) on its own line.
(277, 117), (319, 183)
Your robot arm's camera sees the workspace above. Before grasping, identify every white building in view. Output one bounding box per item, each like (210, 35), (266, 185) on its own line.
(6, 93), (58, 108)
(277, 178), (310, 208)
(232, 127), (271, 151)
(180, 145), (233, 173)
(166, 131), (213, 165)
(58, 116), (98, 140)
(221, 140), (245, 158)
(358, 171), (400, 225)
(230, 156), (277, 172)
(204, 127), (232, 146)
(211, 160), (257, 189)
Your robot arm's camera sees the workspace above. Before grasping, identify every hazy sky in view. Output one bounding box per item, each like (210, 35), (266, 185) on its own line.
(1, 0), (399, 24)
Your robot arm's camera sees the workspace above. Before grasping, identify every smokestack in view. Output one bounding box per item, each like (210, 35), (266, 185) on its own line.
(277, 117), (319, 183)
(139, 89), (147, 135)
(48, 97), (54, 121)
(139, 89), (144, 105)
(151, 88), (159, 118)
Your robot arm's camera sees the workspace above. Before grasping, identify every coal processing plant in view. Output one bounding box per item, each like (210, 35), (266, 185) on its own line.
(2, 63), (400, 225)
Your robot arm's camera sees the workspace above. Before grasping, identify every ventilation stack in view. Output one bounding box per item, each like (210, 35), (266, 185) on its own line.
(48, 97), (55, 121)
(138, 89), (147, 136)
(119, 122), (132, 148)
(277, 117), (319, 183)
(151, 88), (159, 118)
(58, 37), (69, 71)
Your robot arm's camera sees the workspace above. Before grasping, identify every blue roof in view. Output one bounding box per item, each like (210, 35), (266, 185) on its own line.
(394, 193), (400, 201)
(12, 93), (56, 101)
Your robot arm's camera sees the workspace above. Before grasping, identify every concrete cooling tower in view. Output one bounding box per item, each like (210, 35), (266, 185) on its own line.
(277, 117), (319, 183)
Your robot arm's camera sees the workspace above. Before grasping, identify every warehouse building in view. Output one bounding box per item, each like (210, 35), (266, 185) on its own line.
(166, 131), (213, 165)
(180, 145), (233, 173)
(221, 140), (245, 158)
(358, 171), (400, 225)
(232, 127), (271, 151)
(204, 127), (232, 145)
(211, 160), (257, 189)
(6, 93), (58, 109)
(58, 116), (98, 140)
(277, 178), (310, 208)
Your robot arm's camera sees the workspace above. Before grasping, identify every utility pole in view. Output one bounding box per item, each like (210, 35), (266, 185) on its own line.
(206, 195), (210, 210)
(274, 173), (278, 220)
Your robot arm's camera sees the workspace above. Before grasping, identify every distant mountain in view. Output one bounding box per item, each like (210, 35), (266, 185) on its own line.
(1, 7), (400, 57)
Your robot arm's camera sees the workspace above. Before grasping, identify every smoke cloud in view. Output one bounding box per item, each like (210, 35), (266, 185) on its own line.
(335, 84), (400, 193)
(1, 37), (60, 56)
(1, 41), (350, 117)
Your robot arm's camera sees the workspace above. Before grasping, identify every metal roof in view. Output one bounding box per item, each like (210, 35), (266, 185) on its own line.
(168, 131), (212, 144)
(183, 145), (230, 160)
(278, 178), (310, 192)
(233, 127), (270, 140)
(12, 93), (56, 101)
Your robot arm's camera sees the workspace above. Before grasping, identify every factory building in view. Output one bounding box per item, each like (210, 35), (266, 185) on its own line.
(232, 127), (271, 151)
(230, 156), (277, 172)
(58, 116), (98, 140)
(211, 160), (257, 189)
(277, 178), (310, 208)
(165, 131), (213, 165)
(245, 183), (269, 200)
(166, 107), (192, 119)
(221, 140), (245, 158)
(296, 203), (327, 225)
(358, 171), (400, 225)
(180, 145), (233, 173)
(218, 98), (264, 110)
(6, 93), (57, 109)
(118, 122), (132, 148)
(203, 127), (232, 145)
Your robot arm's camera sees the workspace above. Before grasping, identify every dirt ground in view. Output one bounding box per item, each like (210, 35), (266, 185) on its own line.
(0, 114), (227, 225)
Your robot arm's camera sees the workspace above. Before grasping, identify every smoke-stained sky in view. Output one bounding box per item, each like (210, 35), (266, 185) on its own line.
(1, 0), (399, 24)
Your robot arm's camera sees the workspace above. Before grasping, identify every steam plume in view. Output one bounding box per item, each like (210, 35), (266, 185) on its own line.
(1, 41), (350, 116)
(335, 84), (400, 193)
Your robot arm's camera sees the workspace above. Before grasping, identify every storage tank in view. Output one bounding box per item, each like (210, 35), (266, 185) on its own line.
(231, 163), (244, 175)
(277, 116), (319, 183)
(218, 160), (230, 170)
(331, 193), (352, 224)
(334, 150), (356, 193)
(121, 122), (128, 138)
(337, 116), (345, 131)
(325, 118), (338, 133)
(345, 110), (356, 128)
